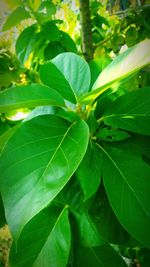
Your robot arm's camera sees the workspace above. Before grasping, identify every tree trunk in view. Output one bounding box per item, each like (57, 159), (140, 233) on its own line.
(79, 0), (93, 62)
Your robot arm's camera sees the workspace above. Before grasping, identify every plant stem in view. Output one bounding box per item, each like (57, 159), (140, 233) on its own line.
(79, 0), (93, 62)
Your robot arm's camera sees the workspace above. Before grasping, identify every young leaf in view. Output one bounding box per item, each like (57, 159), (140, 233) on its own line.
(100, 144), (150, 248)
(2, 7), (30, 31)
(76, 244), (127, 267)
(16, 25), (37, 64)
(76, 142), (102, 200)
(40, 62), (76, 103)
(10, 206), (71, 267)
(0, 115), (89, 241)
(51, 52), (91, 99)
(0, 84), (65, 112)
(80, 39), (150, 104)
(103, 87), (150, 135)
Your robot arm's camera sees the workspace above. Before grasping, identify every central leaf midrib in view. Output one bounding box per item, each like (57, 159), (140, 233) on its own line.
(41, 121), (76, 180)
(98, 144), (148, 215)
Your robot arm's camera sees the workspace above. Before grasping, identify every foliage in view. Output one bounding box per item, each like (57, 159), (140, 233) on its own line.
(0, 1), (150, 266)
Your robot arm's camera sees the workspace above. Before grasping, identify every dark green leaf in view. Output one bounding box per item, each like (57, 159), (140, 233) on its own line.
(60, 31), (77, 53)
(44, 42), (65, 60)
(77, 142), (102, 200)
(75, 212), (104, 247)
(40, 62), (76, 103)
(103, 87), (150, 135)
(0, 193), (6, 227)
(100, 144), (150, 248)
(0, 115), (89, 240)
(2, 7), (30, 31)
(10, 206), (71, 267)
(76, 244), (127, 267)
(89, 186), (130, 244)
(0, 84), (65, 112)
(16, 25), (37, 64)
(39, 21), (60, 42)
(80, 39), (150, 104)
(52, 52), (91, 99)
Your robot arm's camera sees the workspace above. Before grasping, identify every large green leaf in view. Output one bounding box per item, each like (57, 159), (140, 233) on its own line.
(100, 144), (150, 248)
(103, 87), (150, 135)
(51, 52), (91, 99)
(76, 244), (127, 267)
(76, 142), (102, 200)
(80, 39), (150, 104)
(2, 7), (31, 31)
(89, 186), (129, 244)
(16, 25), (37, 64)
(0, 124), (21, 154)
(0, 84), (65, 112)
(0, 115), (89, 240)
(10, 206), (71, 267)
(40, 62), (76, 103)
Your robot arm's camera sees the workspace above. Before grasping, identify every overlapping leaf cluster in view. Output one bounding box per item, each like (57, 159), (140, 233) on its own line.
(0, 37), (150, 266)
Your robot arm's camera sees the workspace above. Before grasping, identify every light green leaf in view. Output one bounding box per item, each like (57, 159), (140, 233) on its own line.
(0, 115), (89, 241)
(0, 84), (65, 112)
(40, 62), (76, 103)
(76, 244), (127, 267)
(77, 142), (102, 200)
(2, 7), (31, 31)
(100, 144), (150, 248)
(52, 52), (91, 100)
(80, 39), (150, 104)
(103, 87), (150, 135)
(16, 25), (37, 64)
(10, 206), (71, 267)
(0, 124), (21, 154)
(96, 128), (130, 141)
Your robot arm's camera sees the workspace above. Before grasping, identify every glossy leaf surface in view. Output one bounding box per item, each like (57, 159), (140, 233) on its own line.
(40, 62), (76, 103)
(10, 206), (71, 267)
(77, 142), (102, 200)
(52, 52), (91, 99)
(0, 115), (89, 240)
(103, 87), (150, 135)
(0, 84), (65, 112)
(80, 39), (150, 104)
(100, 144), (150, 248)
(16, 25), (36, 64)
(76, 244), (127, 267)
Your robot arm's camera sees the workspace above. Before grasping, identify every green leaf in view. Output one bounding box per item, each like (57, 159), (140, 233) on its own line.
(44, 41), (65, 60)
(77, 142), (102, 200)
(39, 21), (60, 42)
(40, 62), (76, 103)
(2, 7), (31, 31)
(76, 244), (127, 267)
(100, 144), (150, 248)
(96, 128), (130, 141)
(60, 31), (77, 53)
(89, 186), (130, 244)
(0, 115), (89, 240)
(51, 52), (91, 99)
(16, 25), (37, 64)
(0, 84), (65, 112)
(0, 193), (6, 227)
(0, 124), (21, 154)
(75, 212), (104, 247)
(80, 39), (150, 104)
(10, 206), (71, 267)
(103, 87), (150, 135)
